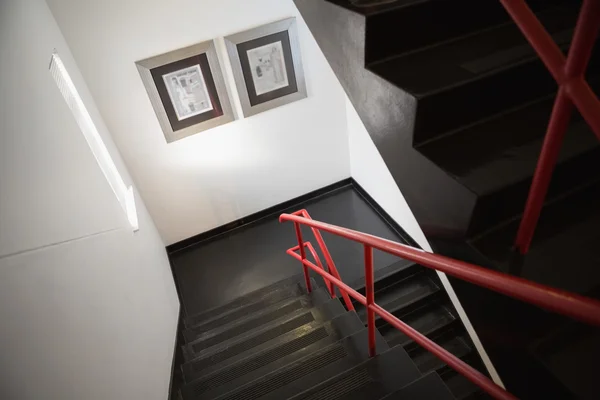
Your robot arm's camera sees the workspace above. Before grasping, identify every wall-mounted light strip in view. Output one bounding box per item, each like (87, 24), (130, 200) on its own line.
(49, 52), (138, 231)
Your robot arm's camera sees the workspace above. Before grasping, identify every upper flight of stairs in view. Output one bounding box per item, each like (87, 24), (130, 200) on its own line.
(296, 0), (600, 242)
(294, 0), (600, 398)
(177, 272), (488, 400)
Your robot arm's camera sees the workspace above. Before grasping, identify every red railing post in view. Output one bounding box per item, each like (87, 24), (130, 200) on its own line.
(364, 244), (376, 358)
(514, 89), (573, 254)
(294, 222), (312, 292)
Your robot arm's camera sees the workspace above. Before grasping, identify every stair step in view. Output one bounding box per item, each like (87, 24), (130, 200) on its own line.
(531, 323), (600, 399)
(289, 345), (422, 400)
(469, 132), (600, 236)
(184, 274), (312, 328)
(349, 260), (420, 297)
(469, 179), (600, 295)
(363, 0), (511, 64)
(182, 299), (346, 380)
(383, 302), (457, 348)
(382, 372), (455, 399)
(327, 0), (428, 16)
(182, 290), (338, 360)
(182, 311), (365, 393)
(368, 5), (582, 143)
(369, 6), (575, 96)
(409, 334), (472, 373)
(442, 372), (485, 400)
(418, 81), (600, 235)
(188, 329), (389, 400)
(355, 272), (440, 324)
(457, 116), (599, 197)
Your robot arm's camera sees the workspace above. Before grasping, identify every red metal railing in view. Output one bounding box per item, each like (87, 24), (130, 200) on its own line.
(502, 0), (600, 253)
(280, 211), (600, 400)
(290, 210), (354, 311)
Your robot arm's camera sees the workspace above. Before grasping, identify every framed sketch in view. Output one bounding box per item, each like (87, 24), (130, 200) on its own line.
(225, 17), (307, 117)
(136, 40), (234, 143)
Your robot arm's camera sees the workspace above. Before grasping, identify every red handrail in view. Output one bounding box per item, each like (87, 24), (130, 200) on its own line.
(290, 210), (355, 311)
(280, 211), (600, 400)
(501, 0), (600, 253)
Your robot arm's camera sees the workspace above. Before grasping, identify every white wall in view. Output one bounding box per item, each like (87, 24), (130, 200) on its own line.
(0, 1), (179, 399)
(347, 95), (431, 250)
(46, 0), (351, 246)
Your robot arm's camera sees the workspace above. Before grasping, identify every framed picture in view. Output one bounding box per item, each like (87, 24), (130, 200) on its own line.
(225, 17), (307, 117)
(136, 40), (234, 143)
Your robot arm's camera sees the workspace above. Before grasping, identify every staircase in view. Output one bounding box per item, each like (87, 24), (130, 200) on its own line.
(178, 273), (482, 399)
(293, 0), (600, 398)
(296, 0), (600, 240)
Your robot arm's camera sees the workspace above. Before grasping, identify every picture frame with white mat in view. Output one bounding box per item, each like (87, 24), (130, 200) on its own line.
(225, 17), (308, 118)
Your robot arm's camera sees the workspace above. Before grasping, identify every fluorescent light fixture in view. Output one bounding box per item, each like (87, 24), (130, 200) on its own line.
(49, 52), (139, 231)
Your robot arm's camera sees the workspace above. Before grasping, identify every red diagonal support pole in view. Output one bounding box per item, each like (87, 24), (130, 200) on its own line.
(500, 0), (600, 254)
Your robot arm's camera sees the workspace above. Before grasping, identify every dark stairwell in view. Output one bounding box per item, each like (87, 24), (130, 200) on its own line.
(293, 0), (600, 398)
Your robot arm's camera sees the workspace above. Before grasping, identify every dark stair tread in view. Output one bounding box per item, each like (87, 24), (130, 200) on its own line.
(326, 0), (428, 16)
(442, 372), (485, 400)
(348, 260), (420, 294)
(418, 94), (556, 173)
(455, 120), (599, 196)
(469, 180), (600, 295)
(184, 274), (313, 328)
(288, 345), (422, 400)
(194, 329), (390, 400)
(530, 323), (600, 399)
(355, 272), (440, 322)
(182, 291), (340, 360)
(182, 310), (364, 385)
(383, 303), (457, 348)
(409, 335), (472, 373)
(382, 372), (455, 399)
(368, 6), (576, 96)
(181, 300), (348, 377)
